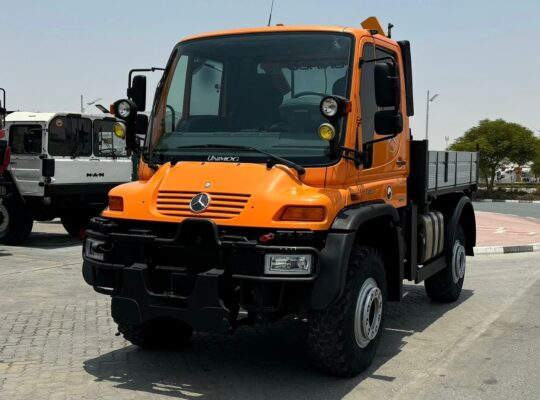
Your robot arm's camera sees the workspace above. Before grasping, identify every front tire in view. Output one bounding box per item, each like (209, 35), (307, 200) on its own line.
(61, 213), (91, 238)
(425, 225), (466, 302)
(307, 246), (387, 377)
(116, 319), (193, 350)
(0, 200), (34, 245)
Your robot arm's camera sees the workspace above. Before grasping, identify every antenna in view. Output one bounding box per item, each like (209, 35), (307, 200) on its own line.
(267, 0), (275, 26)
(387, 23), (394, 38)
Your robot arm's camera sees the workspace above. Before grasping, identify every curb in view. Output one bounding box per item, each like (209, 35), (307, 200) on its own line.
(475, 199), (540, 204)
(475, 243), (540, 255)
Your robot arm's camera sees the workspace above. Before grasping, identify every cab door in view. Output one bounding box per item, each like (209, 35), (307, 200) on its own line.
(356, 38), (409, 208)
(7, 123), (45, 196)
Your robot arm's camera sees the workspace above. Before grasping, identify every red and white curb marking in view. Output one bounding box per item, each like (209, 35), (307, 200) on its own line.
(475, 243), (540, 255)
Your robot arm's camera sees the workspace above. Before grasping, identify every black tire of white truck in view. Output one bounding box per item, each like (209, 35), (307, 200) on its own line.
(61, 213), (92, 238)
(0, 200), (34, 245)
(307, 246), (387, 377)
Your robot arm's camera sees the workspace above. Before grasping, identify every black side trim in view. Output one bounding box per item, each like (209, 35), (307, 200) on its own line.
(311, 232), (355, 309)
(397, 40), (414, 116)
(331, 201), (399, 231)
(447, 196), (476, 256)
(415, 255), (445, 283)
(44, 182), (124, 196)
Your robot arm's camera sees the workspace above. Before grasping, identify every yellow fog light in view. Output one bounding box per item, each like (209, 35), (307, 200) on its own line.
(113, 122), (126, 139)
(318, 123), (336, 141)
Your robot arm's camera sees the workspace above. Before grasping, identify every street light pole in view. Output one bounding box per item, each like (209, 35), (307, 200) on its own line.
(80, 95), (102, 113)
(425, 90), (439, 140)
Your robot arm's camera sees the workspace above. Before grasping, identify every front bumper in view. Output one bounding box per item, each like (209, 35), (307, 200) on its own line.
(82, 218), (354, 332)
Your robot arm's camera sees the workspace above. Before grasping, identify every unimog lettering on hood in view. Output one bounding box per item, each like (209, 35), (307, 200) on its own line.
(207, 155), (240, 162)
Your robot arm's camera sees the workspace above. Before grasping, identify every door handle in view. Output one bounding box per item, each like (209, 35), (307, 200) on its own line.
(396, 159), (407, 167)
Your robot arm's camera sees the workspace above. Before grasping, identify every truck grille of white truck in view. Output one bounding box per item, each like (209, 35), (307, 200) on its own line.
(156, 190), (251, 220)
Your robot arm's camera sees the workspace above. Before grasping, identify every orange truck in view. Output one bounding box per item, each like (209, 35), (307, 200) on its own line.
(82, 17), (478, 376)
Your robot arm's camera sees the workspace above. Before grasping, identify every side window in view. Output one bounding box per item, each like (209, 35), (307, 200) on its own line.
(165, 55), (188, 131)
(189, 58), (223, 116)
(9, 124), (42, 154)
(360, 44), (396, 168)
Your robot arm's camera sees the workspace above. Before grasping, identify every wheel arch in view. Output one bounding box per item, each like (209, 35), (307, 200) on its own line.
(312, 202), (404, 309)
(431, 194), (476, 256)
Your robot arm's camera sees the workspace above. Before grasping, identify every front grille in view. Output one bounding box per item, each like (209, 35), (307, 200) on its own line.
(156, 190), (251, 220)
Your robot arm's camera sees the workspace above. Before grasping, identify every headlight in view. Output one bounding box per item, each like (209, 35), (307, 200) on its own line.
(320, 97), (339, 118)
(113, 98), (137, 121)
(117, 101), (132, 119)
(318, 123), (336, 141)
(85, 238), (105, 261)
(264, 254), (313, 275)
(319, 95), (351, 120)
(113, 122), (126, 139)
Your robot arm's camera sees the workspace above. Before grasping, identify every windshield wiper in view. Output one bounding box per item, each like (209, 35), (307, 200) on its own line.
(175, 144), (305, 175)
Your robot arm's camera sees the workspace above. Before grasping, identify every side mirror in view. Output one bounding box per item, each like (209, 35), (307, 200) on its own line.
(374, 62), (400, 108)
(375, 110), (403, 136)
(128, 75), (147, 111)
(374, 62), (403, 135)
(135, 114), (149, 136)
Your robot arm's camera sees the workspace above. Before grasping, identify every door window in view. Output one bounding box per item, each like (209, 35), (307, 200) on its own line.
(360, 43), (396, 168)
(9, 124), (42, 154)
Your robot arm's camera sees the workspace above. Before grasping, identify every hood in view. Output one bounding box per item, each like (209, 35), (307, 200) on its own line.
(106, 161), (347, 230)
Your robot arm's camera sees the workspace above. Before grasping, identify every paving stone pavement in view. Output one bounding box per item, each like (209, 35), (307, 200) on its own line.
(0, 221), (539, 400)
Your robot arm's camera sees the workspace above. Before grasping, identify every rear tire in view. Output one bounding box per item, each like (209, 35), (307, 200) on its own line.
(61, 213), (91, 238)
(0, 200), (34, 245)
(116, 319), (193, 350)
(307, 246), (387, 377)
(425, 225), (466, 302)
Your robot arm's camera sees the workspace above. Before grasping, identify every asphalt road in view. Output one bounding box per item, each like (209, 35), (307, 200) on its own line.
(0, 222), (539, 399)
(473, 201), (540, 219)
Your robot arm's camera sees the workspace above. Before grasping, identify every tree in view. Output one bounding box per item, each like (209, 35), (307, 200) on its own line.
(450, 119), (540, 191)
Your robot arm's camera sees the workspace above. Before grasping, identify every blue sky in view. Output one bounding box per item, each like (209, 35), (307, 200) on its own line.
(1, 0), (539, 149)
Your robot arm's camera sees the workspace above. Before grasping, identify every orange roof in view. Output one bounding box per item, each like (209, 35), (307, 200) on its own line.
(179, 25), (366, 43)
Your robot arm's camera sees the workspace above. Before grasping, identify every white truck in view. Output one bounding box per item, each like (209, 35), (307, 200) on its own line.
(0, 112), (132, 244)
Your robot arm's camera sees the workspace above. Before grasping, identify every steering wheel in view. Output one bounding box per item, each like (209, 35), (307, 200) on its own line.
(292, 91), (327, 99)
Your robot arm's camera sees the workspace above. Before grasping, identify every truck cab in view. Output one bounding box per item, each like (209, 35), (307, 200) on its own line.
(0, 112), (132, 243)
(82, 19), (477, 376)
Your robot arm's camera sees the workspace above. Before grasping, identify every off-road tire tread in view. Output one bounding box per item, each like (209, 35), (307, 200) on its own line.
(307, 246), (386, 377)
(425, 226), (466, 302)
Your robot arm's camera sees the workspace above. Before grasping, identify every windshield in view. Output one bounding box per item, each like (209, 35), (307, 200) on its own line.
(47, 117), (127, 158)
(48, 116), (92, 157)
(149, 32), (353, 166)
(93, 120), (128, 157)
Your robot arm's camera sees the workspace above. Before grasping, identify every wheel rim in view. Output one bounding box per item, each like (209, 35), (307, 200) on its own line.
(354, 277), (383, 348)
(0, 204), (9, 236)
(452, 240), (466, 283)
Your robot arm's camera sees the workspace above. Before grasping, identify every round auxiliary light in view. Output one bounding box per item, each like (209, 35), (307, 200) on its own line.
(117, 101), (132, 119)
(320, 96), (339, 118)
(113, 122), (126, 139)
(318, 123), (336, 141)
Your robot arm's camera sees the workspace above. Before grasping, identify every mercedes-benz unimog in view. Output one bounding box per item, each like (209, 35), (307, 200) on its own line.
(82, 17), (477, 376)
(0, 112), (132, 244)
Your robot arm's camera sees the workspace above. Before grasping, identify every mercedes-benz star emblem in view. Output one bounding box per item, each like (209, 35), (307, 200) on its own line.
(189, 193), (211, 213)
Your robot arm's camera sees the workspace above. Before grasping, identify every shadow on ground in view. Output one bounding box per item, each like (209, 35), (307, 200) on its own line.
(23, 232), (80, 249)
(83, 285), (474, 400)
